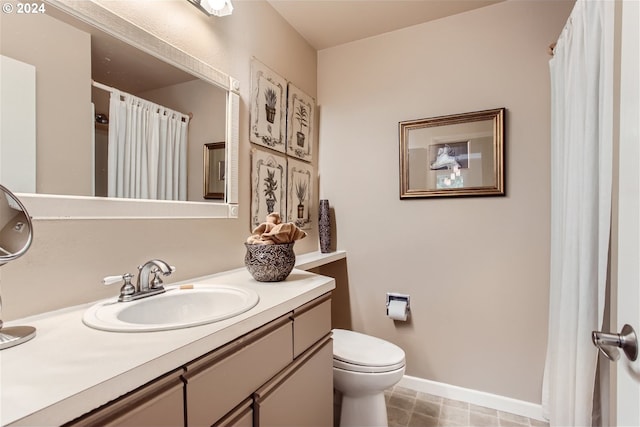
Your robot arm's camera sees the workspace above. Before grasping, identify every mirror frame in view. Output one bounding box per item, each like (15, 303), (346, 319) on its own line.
(16, 0), (239, 219)
(399, 108), (505, 199)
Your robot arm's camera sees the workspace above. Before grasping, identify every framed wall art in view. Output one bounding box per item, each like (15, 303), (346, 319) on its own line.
(251, 147), (287, 228)
(399, 108), (505, 198)
(286, 83), (315, 162)
(250, 59), (287, 153)
(287, 158), (313, 230)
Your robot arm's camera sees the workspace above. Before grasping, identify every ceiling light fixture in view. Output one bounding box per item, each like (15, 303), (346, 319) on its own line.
(187, 0), (233, 17)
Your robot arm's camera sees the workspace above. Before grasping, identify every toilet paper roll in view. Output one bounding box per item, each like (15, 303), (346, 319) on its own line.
(387, 300), (408, 321)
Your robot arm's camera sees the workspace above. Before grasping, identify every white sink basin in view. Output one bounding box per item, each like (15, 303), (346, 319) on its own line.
(83, 284), (260, 332)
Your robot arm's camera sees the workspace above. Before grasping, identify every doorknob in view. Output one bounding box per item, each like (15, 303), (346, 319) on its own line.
(592, 324), (638, 362)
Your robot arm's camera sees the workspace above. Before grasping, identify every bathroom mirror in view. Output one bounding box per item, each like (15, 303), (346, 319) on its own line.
(0, 0), (239, 219)
(399, 108), (505, 199)
(204, 142), (226, 200)
(0, 184), (36, 350)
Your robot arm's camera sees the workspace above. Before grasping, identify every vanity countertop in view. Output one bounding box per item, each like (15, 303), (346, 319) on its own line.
(0, 267), (335, 427)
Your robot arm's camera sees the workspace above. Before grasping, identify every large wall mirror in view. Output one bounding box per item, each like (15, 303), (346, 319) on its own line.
(0, 0), (239, 219)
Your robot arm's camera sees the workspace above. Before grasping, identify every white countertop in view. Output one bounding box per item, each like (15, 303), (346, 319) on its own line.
(295, 250), (346, 271)
(0, 267), (336, 426)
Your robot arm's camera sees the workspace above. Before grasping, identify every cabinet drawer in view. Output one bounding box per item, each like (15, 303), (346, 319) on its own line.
(254, 335), (333, 427)
(292, 293), (332, 358)
(64, 370), (185, 427)
(185, 316), (293, 427)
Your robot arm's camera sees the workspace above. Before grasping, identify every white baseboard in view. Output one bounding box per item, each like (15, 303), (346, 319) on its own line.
(397, 375), (546, 422)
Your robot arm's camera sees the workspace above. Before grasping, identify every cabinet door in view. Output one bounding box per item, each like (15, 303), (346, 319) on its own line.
(185, 316), (293, 427)
(64, 371), (185, 427)
(213, 399), (253, 427)
(254, 336), (333, 427)
(292, 293), (332, 358)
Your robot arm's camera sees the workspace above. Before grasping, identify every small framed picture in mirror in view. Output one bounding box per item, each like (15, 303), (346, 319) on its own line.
(399, 108), (505, 199)
(204, 142), (225, 199)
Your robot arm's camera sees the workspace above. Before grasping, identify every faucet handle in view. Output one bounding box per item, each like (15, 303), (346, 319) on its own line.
(149, 266), (175, 290)
(150, 273), (164, 289)
(103, 274), (132, 286)
(102, 273), (136, 302)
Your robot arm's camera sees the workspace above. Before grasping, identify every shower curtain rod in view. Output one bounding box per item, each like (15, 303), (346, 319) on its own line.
(91, 80), (193, 122)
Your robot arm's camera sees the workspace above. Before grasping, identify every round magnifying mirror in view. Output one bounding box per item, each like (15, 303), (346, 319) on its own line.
(0, 184), (35, 350)
(0, 184), (33, 265)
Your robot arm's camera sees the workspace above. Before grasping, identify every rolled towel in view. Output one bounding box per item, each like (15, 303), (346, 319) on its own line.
(262, 223), (307, 244)
(250, 212), (282, 235)
(247, 213), (307, 244)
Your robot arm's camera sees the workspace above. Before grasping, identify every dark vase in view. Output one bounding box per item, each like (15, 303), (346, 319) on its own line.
(297, 204), (304, 218)
(318, 199), (331, 253)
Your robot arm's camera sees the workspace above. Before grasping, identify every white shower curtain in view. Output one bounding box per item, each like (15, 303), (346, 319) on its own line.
(542, 1), (614, 425)
(107, 91), (189, 201)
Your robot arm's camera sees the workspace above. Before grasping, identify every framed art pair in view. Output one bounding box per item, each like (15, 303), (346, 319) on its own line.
(249, 59), (315, 163)
(250, 148), (313, 230)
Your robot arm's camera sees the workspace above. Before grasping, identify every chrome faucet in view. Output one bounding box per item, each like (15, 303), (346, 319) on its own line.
(103, 259), (175, 302)
(137, 259), (174, 293)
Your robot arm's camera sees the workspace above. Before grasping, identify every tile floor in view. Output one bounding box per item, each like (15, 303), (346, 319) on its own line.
(384, 386), (550, 427)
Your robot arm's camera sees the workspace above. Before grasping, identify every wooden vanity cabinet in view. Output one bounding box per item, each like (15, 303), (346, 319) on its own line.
(64, 370), (185, 427)
(254, 335), (333, 427)
(213, 399), (253, 427)
(186, 293), (333, 427)
(292, 293), (332, 358)
(63, 293), (333, 427)
(253, 293), (333, 427)
(183, 315), (294, 427)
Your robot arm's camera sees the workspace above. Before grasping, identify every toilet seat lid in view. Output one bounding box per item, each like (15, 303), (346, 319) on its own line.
(332, 329), (405, 369)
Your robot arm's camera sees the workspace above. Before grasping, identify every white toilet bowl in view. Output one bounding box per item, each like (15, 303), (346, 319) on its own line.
(332, 329), (406, 427)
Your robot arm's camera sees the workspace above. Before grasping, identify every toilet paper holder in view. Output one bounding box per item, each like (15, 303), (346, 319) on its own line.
(386, 292), (410, 316)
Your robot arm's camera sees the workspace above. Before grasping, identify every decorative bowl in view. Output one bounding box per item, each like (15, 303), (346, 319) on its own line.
(244, 242), (296, 282)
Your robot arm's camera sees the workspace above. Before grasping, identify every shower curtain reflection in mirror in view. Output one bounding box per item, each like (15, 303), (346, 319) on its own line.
(107, 90), (189, 201)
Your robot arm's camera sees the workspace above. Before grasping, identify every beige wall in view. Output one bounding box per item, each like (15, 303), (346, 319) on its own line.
(0, 0), (319, 319)
(317, 0), (574, 404)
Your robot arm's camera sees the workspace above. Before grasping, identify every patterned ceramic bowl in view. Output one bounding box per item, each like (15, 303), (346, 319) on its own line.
(244, 242), (296, 282)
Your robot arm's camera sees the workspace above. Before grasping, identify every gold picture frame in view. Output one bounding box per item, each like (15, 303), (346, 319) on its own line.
(203, 142), (225, 199)
(399, 108), (505, 199)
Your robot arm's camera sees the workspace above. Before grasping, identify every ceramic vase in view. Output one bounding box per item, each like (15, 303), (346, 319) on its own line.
(319, 199), (331, 253)
(244, 242), (295, 282)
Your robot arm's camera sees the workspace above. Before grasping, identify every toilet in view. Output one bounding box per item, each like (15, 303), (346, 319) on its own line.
(332, 328), (406, 427)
